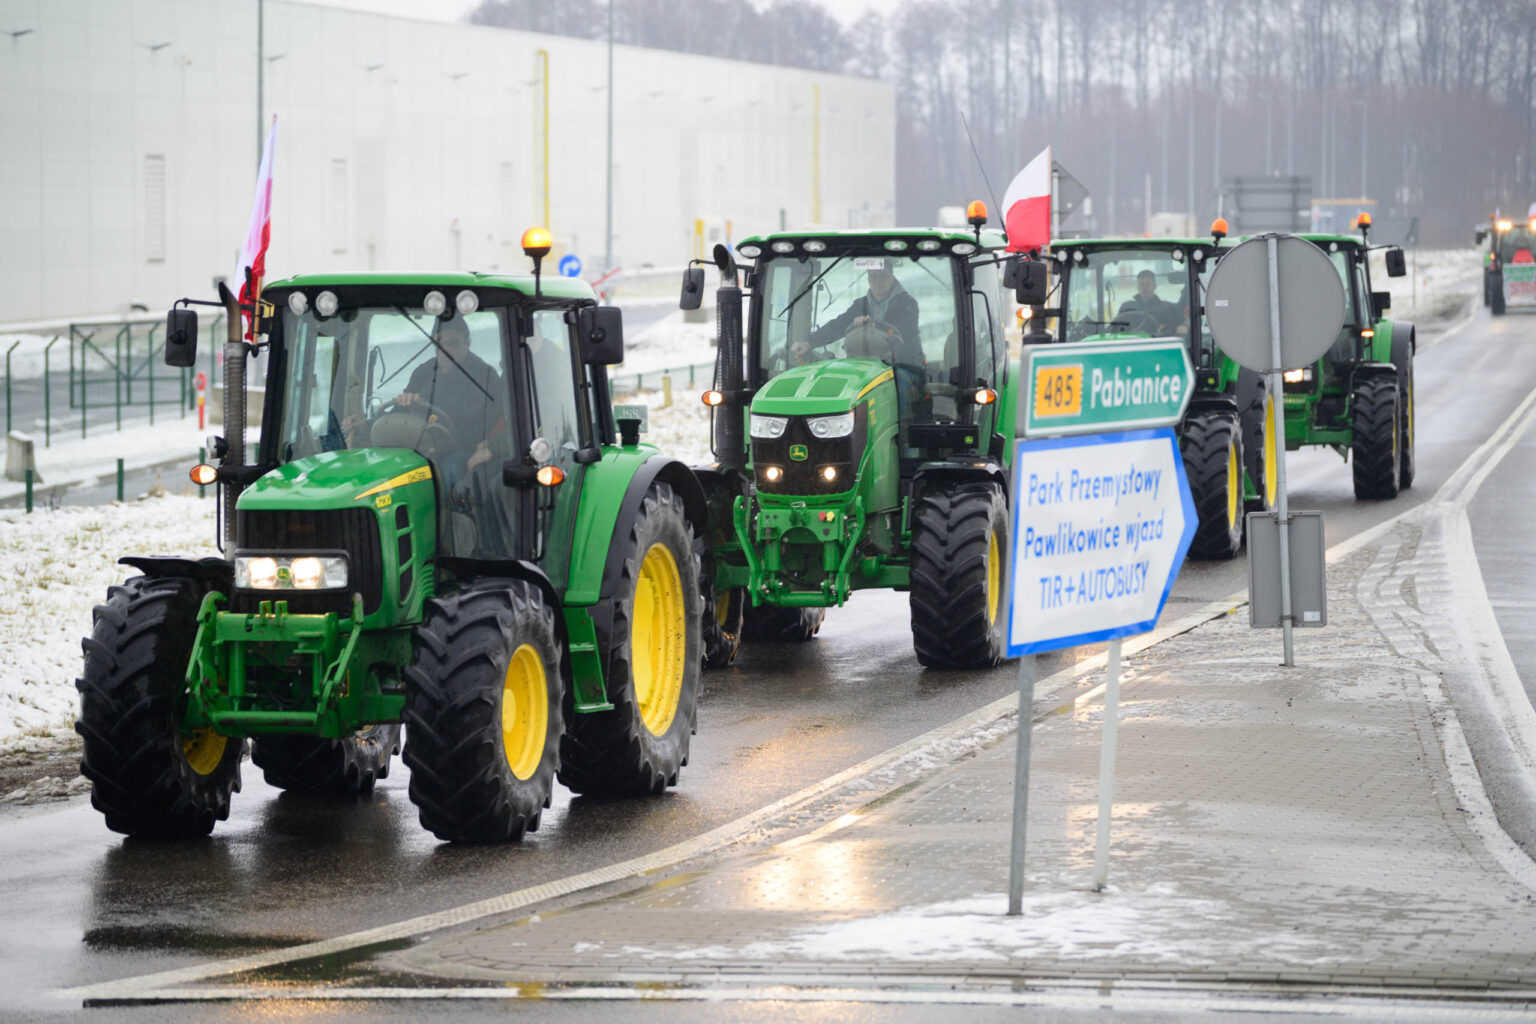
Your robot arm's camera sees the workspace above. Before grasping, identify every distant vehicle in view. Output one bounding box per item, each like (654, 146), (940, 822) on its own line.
(1476, 208), (1536, 316)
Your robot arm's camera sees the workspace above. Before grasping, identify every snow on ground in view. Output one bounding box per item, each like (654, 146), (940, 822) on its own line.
(0, 495), (216, 745)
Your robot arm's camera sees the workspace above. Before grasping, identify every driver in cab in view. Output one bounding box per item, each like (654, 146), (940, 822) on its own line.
(395, 317), (505, 487)
(791, 258), (923, 368)
(1118, 269), (1181, 334)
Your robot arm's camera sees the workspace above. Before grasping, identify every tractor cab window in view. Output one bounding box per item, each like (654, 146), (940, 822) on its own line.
(1322, 248), (1365, 369)
(1061, 249), (1188, 342)
(1495, 225), (1536, 265)
(754, 252), (960, 385)
(276, 305), (519, 559)
(524, 309), (586, 588)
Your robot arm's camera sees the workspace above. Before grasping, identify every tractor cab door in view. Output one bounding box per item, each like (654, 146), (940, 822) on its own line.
(519, 307), (589, 594)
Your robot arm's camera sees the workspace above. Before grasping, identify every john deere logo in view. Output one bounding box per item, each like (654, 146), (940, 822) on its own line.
(789, 444), (809, 461)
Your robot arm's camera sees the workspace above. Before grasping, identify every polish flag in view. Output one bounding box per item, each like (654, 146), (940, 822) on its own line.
(1003, 146), (1051, 253)
(234, 117), (278, 339)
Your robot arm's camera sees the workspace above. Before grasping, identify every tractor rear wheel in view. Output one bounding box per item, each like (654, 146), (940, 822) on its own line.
(1492, 274), (1507, 315)
(251, 723), (401, 797)
(75, 576), (244, 838)
(402, 579), (563, 842)
(909, 482), (1007, 669)
(1181, 409), (1245, 560)
(703, 585), (745, 668)
(741, 603), (825, 642)
(1352, 374), (1402, 500)
(1394, 338), (1416, 490)
(560, 482), (702, 796)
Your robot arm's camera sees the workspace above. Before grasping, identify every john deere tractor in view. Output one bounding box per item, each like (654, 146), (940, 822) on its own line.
(1044, 222), (1274, 559)
(681, 210), (1042, 669)
(76, 232), (707, 841)
(1287, 217), (1413, 499)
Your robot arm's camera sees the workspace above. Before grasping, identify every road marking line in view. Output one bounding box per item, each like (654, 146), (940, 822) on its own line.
(81, 982), (1536, 1018)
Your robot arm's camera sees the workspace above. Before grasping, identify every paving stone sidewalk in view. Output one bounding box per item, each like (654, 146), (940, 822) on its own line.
(390, 534), (1536, 996)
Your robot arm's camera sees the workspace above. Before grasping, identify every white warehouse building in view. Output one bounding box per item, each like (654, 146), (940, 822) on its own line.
(0, 0), (895, 324)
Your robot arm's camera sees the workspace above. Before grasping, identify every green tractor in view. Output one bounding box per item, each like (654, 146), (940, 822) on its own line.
(1287, 218), (1414, 499)
(681, 211), (1042, 669)
(1476, 211), (1536, 316)
(76, 233), (708, 842)
(1044, 222), (1275, 559)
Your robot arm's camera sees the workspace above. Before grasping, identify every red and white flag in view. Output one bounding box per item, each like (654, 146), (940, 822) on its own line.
(234, 117), (278, 339)
(1003, 146), (1051, 253)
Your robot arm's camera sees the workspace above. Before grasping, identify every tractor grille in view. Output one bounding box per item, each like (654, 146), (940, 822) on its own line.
(233, 508), (383, 616)
(753, 408), (868, 495)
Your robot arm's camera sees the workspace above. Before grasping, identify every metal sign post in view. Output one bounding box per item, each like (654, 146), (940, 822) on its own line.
(1265, 236), (1296, 665)
(1006, 653), (1035, 916)
(1091, 636), (1122, 892)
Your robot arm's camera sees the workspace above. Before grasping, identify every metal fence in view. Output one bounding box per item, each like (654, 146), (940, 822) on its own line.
(3, 315), (223, 447)
(608, 360), (715, 397)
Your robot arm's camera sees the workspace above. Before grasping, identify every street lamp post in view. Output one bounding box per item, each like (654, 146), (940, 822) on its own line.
(256, 0), (264, 167)
(1355, 98), (1367, 199)
(604, 0), (614, 276)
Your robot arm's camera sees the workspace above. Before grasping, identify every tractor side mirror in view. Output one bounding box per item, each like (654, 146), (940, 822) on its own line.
(679, 267), (705, 311)
(165, 307), (198, 367)
(576, 305), (624, 365)
(1012, 260), (1049, 305)
(1383, 247), (1407, 278)
(1371, 290), (1391, 318)
(1475, 229), (1488, 246)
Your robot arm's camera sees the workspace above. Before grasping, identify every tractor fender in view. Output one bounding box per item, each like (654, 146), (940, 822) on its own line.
(912, 459), (1009, 505)
(1186, 390), (1240, 416)
(1389, 321), (1415, 370)
(118, 556), (233, 589)
(1351, 361), (1398, 386)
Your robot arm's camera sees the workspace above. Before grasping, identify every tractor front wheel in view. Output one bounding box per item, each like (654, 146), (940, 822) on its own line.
(1182, 409), (1245, 560)
(76, 576), (244, 838)
(252, 723), (401, 797)
(402, 580), (563, 842)
(1352, 374), (1402, 500)
(560, 482), (702, 796)
(741, 603), (825, 642)
(909, 482), (1008, 669)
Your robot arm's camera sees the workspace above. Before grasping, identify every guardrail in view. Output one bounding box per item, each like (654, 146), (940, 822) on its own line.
(609, 360), (715, 397)
(3, 315), (222, 446)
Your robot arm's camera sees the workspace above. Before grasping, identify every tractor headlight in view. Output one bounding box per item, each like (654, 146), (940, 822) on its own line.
(235, 554), (349, 591)
(315, 290), (340, 318)
(287, 291), (309, 316)
(807, 411), (854, 439)
(750, 414), (788, 439)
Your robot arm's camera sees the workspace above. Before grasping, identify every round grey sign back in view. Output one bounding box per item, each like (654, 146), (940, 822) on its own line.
(1204, 235), (1346, 373)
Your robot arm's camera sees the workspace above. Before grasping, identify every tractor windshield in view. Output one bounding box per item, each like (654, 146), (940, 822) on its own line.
(1495, 224), (1536, 264)
(1061, 249), (1190, 342)
(754, 253), (961, 384)
(272, 305), (520, 558)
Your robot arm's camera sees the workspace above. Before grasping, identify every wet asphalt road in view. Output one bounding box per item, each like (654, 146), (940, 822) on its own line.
(6, 297), (1536, 1022)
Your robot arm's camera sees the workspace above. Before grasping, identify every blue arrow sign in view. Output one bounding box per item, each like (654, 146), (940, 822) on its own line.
(1005, 427), (1196, 656)
(558, 254), (582, 277)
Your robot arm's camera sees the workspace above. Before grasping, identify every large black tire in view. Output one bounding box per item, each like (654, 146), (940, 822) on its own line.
(251, 723), (401, 797)
(1234, 369), (1273, 514)
(1352, 374), (1402, 500)
(741, 603), (825, 642)
(1181, 409), (1245, 560)
(1492, 274), (1507, 315)
(76, 576), (244, 839)
(909, 482), (1007, 669)
(559, 482), (702, 796)
(702, 585), (745, 668)
(402, 579), (563, 842)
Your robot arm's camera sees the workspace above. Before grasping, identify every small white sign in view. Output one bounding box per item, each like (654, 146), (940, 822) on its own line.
(1006, 427), (1196, 655)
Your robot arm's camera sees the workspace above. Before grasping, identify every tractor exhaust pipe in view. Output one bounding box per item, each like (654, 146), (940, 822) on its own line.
(711, 245), (746, 472)
(218, 281), (247, 548)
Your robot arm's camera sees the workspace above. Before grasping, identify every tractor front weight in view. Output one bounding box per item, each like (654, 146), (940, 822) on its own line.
(184, 592), (411, 739)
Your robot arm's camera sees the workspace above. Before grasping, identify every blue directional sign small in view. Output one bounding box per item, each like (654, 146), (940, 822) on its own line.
(1005, 427), (1196, 656)
(558, 254), (582, 277)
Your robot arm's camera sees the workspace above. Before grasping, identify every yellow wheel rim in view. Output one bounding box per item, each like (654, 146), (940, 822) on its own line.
(502, 643), (549, 781)
(1226, 440), (1240, 530)
(986, 530), (1001, 626)
(1263, 395), (1278, 506)
(716, 589), (733, 628)
(633, 542), (685, 737)
(182, 729), (227, 776)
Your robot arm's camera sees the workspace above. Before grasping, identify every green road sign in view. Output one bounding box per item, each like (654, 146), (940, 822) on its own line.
(1021, 339), (1194, 438)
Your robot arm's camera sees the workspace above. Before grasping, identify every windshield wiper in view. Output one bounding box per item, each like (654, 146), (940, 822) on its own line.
(775, 253), (849, 321)
(379, 307), (495, 405)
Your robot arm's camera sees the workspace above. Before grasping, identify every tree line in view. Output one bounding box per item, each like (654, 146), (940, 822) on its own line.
(472, 0), (1536, 246)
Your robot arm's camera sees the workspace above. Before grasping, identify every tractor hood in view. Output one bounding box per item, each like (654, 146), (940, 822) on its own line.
(752, 358), (894, 416)
(238, 448), (434, 511)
